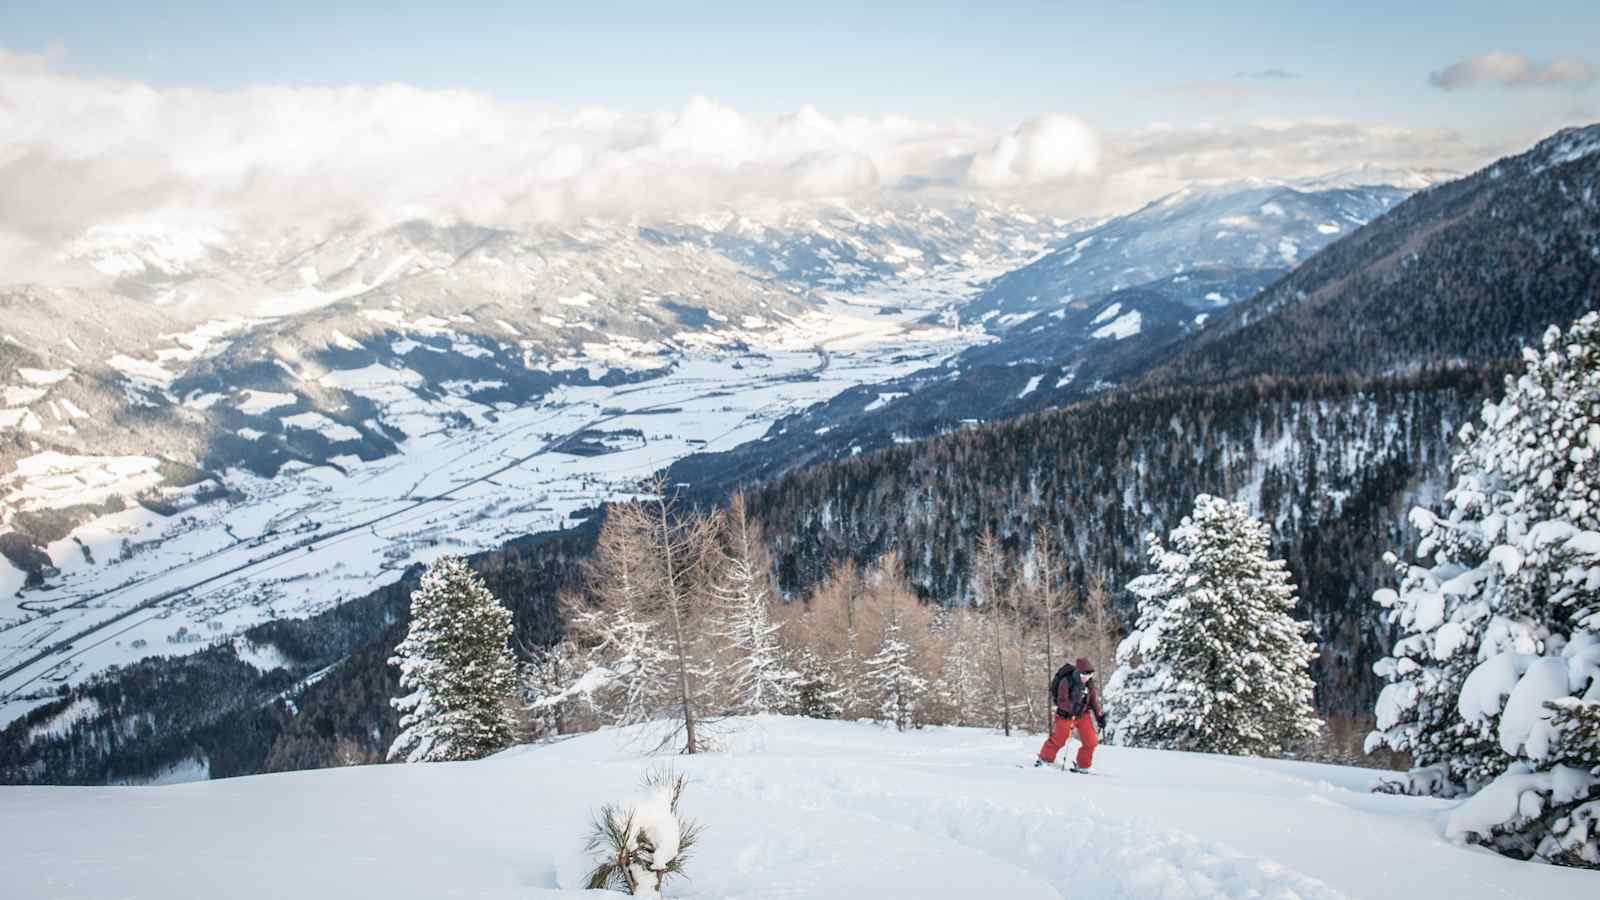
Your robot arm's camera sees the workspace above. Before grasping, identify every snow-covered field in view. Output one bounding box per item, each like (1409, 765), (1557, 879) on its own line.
(0, 716), (1579, 899)
(0, 272), (990, 724)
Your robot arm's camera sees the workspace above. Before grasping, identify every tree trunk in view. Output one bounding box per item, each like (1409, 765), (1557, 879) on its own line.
(1042, 603), (1054, 732)
(993, 609), (1010, 736)
(655, 497), (698, 754)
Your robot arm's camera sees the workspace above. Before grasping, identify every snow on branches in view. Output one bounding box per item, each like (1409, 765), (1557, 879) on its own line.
(864, 603), (930, 732)
(585, 768), (701, 899)
(388, 556), (519, 763)
(1370, 312), (1600, 865)
(710, 495), (797, 716)
(1105, 494), (1321, 757)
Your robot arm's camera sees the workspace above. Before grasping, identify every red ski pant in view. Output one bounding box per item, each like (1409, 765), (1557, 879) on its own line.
(1038, 712), (1097, 769)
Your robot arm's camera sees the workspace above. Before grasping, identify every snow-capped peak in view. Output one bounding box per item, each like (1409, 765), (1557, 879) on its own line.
(1527, 123), (1600, 174)
(1293, 164), (1459, 191)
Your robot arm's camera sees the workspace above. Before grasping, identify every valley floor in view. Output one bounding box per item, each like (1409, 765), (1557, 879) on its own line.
(0, 269), (988, 724)
(0, 716), (1582, 899)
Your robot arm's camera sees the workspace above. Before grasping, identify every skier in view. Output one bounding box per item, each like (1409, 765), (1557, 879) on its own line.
(1034, 656), (1105, 773)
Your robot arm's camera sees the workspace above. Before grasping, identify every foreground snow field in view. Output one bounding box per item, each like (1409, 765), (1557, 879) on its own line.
(2, 717), (1584, 899)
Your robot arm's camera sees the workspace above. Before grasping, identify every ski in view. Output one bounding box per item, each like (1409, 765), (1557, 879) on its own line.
(1015, 762), (1106, 776)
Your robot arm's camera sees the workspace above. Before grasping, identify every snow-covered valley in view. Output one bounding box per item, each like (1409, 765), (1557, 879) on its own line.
(0, 272), (990, 725)
(1, 716), (1579, 899)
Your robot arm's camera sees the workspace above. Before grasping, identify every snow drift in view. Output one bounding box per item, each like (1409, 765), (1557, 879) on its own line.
(1, 716), (1587, 899)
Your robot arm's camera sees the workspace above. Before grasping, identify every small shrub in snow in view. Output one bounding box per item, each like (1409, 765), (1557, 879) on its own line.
(387, 556), (519, 763)
(1104, 495), (1321, 756)
(585, 769), (701, 898)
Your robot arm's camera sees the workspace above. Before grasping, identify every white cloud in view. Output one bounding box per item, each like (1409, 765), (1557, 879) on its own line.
(1429, 51), (1597, 90)
(966, 114), (1101, 188)
(0, 49), (1504, 277)
(0, 51), (995, 245)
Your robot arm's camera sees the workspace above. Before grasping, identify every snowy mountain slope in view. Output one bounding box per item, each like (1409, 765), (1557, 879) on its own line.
(44, 199), (1063, 326)
(668, 133), (1584, 496)
(1148, 123), (1600, 387)
(1, 716), (1581, 899)
(963, 178), (1425, 327)
(1293, 165), (1459, 192)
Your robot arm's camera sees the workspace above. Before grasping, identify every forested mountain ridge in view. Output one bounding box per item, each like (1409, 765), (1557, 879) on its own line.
(1145, 124), (1600, 387)
(744, 368), (1503, 713)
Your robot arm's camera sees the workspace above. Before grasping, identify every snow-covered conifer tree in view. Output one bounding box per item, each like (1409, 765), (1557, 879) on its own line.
(863, 607), (929, 732)
(388, 556), (519, 763)
(711, 495), (796, 715)
(1372, 313), (1600, 864)
(1105, 495), (1321, 756)
(787, 646), (845, 720)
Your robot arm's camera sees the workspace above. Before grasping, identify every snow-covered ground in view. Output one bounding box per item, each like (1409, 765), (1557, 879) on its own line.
(0, 271), (992, 725)
(0, 716), (1579, 899)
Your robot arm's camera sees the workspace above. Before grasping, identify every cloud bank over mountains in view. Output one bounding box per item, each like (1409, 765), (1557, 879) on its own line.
(0, 48), (1497, 280)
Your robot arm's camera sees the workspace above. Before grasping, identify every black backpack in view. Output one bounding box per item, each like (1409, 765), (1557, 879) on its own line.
(1049, 664), (1086, 716)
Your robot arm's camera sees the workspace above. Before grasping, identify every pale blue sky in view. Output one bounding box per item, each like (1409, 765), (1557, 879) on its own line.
(4, 1), (1597, 136)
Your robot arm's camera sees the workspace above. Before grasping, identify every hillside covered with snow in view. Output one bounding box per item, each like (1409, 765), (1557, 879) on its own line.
(1, 716), (1580, 899)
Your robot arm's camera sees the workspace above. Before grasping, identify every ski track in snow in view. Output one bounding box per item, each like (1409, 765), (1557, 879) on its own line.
(3, 716), (1584, 900)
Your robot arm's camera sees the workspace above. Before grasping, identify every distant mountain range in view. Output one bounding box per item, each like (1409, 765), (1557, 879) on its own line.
(0, 200), (1064, 568)
(662, 173), (1456, 487)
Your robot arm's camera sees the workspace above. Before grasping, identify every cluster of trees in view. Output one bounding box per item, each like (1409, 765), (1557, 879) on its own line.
(1369, 312), (1600, 867)
(384, 485), (1330, 774)
(518, 491), (1122, 751)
